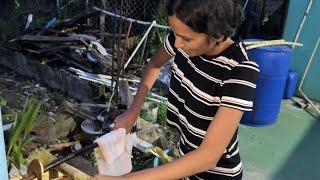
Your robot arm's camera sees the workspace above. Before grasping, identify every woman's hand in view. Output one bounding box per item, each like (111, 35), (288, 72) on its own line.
(90, 175), (128, 180)
(113, 109), (139, 133)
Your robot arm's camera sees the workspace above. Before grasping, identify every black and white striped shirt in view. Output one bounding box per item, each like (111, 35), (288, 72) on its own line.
(164, 33), (259, 179)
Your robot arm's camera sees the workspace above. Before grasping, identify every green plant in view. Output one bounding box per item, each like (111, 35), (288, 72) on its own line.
(128, 0), (169, 72)
(51, 92), (67, 104)
(0, 0), (23, 43)
(58, 0), (88, 20)
(0, 96), (7, 106)
(7, 98), (41, 168)
(156, 102), (167, 127)
(140, 110), (156, 124)
(144, 8), (169, 59)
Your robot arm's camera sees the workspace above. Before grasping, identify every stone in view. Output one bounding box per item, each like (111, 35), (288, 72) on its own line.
(32, 113), (76, 144)
(136, 117), (164, 144)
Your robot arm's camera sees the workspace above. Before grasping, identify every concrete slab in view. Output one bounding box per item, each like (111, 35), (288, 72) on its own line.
(240, 100), (320, 180)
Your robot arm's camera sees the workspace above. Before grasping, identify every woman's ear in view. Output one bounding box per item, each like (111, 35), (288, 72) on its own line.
(209, 36), (226, 47)
(209, 39), (216, 48)
(208, 38), (220, 48)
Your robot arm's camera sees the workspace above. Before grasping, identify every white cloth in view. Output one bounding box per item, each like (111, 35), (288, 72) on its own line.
(94, 128), (138, 176)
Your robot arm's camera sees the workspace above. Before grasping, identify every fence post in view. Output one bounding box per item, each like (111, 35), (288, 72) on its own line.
(55, 0), (60, 16)
(0, 107), (8, 180)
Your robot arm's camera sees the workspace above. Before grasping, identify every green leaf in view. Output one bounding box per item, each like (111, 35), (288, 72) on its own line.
(11, 145), (25, 169)
(24, 100), (41, 135)
(20, 139), (30, 150)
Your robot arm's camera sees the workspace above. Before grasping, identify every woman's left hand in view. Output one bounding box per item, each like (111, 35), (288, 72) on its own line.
(90, 175), (128, 180)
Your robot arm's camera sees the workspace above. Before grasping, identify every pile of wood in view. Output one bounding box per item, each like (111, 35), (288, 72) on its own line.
(5, 8), (169, 104)
(8, 9), (133, 74)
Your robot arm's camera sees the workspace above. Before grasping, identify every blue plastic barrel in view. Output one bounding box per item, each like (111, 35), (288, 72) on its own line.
(283, 70), (299, 99)
(240, 41), (292, 127)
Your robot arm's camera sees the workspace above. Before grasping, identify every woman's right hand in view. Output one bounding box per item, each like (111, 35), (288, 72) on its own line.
(113, 109), (139, 133)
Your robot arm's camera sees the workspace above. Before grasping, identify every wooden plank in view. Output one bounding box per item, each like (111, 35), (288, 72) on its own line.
(19, 34), (96, 43)
(80, 39), (115, 69)
(118, 79), (133, 107)
(56, 9), (100, 27)
(38, 44), (71, 54)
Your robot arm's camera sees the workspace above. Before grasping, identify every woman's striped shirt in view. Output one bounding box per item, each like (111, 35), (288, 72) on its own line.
(163, 33), (260, 180)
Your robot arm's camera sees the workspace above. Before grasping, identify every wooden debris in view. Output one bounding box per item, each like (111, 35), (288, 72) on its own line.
(38, 44), (71, 55)
(27, 149), (91, 180)
(118, 79), (133, 107)
(80, 39), (114, 69)
(27, 159), (45, 180)
(48, 141), (80, 152)
(56, 10), (100, 27)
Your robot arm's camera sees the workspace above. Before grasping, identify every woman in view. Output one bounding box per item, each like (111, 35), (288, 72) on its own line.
(93, 0), (259, 179)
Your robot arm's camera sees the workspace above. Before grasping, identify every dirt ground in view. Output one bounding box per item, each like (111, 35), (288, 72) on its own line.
(0, 65), (100, 175)
(0, 67), (61, 121)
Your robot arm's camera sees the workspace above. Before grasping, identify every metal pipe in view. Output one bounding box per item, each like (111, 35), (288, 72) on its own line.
(44, 143), (98, 171)
(92, 6), (170, 30)
(123, 21), (156, 70)
(298, 37), (320, 115)
(77, 75), (168, 103)
(293, 0), (313, 49)
(0, 107), (9, 180)
(139, 34), (149, 65)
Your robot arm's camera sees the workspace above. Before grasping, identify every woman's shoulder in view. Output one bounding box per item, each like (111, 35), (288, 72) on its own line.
(220, 42), (251, 63)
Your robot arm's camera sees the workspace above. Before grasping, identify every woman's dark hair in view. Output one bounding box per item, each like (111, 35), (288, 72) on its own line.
(167, 0), (241, 39)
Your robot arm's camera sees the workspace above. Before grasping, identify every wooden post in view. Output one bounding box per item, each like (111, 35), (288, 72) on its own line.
(100, 0), (106, 42)
(86, 0), (90, 26)
(118, 80), (133, 107)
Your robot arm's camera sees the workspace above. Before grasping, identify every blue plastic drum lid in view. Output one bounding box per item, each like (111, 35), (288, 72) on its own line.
(240, 40), (292, 127)
(249, 45), (292, 77)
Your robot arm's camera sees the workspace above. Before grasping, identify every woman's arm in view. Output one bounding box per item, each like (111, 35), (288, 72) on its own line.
(129, 45), (172, 113)
(113, 45), (172, 132)
(123, 106), (244, 180)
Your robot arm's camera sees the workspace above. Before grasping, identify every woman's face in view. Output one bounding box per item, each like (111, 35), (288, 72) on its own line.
(168, 15), (213, 57)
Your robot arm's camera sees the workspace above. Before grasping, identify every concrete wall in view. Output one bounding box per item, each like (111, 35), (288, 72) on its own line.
(283, 0), (320, 101)
(0, 48), (96, 102)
